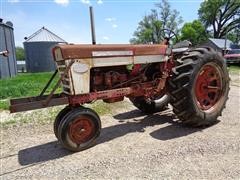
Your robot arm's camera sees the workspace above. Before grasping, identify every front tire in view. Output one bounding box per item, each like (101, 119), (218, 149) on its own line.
(168, 47), (230, 127)
(58, 107), (101, 152)
(54, 106), (72, 139)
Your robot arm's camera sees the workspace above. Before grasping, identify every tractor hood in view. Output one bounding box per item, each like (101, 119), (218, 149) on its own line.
(52, 44), (168, 61)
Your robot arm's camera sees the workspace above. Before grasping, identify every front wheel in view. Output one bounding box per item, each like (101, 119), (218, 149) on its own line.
(168, 47), (230, 127)
(54, 106), (72, 139)
(58, 107), (101, 152)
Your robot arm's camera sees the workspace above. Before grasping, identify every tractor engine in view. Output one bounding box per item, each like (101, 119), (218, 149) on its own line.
(89, 63), (164, 104)
(90, 66), (128, 91)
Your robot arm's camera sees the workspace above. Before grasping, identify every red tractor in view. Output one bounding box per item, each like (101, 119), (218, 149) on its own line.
(10, 30), (230, 152)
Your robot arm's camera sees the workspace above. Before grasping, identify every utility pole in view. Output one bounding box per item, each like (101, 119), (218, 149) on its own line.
(237, 24), (240, 46)
(224, 27), (228, 55)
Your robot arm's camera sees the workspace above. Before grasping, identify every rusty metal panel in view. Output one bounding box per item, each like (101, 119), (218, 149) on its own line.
(52, 44), (168, 60)
(10, 94), (68, 113)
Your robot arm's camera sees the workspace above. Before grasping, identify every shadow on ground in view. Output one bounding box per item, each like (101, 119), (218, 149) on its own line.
(111, 109), (210, 141)
(0, 142), (71, 176)
(18, 109), (216, 166)
(18, 141), (71, 166)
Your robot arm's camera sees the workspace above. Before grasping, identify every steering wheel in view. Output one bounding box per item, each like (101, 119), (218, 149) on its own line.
(158, 28), (178, 43)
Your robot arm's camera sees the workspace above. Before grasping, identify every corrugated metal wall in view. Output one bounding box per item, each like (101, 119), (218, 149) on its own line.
(24, 42), (58, 72)
(0, 21), (17, 79)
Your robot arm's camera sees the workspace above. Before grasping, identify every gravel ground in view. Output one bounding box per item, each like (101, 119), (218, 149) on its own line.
(0, 82), (240, 179)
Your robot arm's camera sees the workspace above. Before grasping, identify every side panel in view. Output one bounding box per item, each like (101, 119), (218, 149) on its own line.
(92, 56), (133, 67)
(92, 55), (167, 68)
(134, 55), (167, 64)
(92, 50), (133, 57)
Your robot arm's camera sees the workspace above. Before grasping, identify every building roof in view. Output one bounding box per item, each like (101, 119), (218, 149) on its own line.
(0, 21), (14, 29)
(209, 38), (233, 50)
(24, 27), (66, 43)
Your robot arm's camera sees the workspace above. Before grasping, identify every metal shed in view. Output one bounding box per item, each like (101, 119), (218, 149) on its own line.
(201, 38), (233, 53)
(24, 27), (66, 73)
(0, 19), (17, 79)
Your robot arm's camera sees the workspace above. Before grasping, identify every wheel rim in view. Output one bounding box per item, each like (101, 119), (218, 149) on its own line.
(195, 63), (223, 111)
(68, 116), (96, 144)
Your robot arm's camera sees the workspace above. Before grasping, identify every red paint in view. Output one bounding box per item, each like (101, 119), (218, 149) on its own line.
(131, 64), (141, 76)
(160, 57), (174, 75)
(195, 64), (222, 110)
(68, 116), (96, 144)
(68, 79), (166, 106)
(69, 87), (132, 105)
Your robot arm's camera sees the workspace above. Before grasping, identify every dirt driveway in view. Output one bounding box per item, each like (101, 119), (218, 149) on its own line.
(0, 85), (240, 179)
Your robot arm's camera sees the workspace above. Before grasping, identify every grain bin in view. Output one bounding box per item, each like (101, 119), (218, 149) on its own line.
(0, 19), (17, 79)
(24, 27), (66, 72)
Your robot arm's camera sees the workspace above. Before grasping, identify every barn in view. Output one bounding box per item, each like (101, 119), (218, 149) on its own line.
(0, 19), (17, 79)
(201, 38), (233, 54)
(24, 27), (66, 73)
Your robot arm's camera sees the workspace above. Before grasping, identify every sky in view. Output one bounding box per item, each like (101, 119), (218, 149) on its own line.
(1, 0), (204, 47)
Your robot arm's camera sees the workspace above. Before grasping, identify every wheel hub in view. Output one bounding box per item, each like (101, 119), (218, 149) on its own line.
(68, 116), (95, 144)
(195, 63), (223, 111)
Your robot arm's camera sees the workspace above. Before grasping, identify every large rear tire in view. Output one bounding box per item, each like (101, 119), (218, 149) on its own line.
(168, 47), (230, 127)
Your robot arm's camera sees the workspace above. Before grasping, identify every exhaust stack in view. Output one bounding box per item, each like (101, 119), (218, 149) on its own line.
(89, 6), (96, 45)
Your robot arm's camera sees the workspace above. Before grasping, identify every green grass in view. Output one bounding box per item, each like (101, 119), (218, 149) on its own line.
(88, 101), (113, 116)
(228, 65), (240, 74)
(0, 72), (117, 128)
(0, 72), (59, 99)
(0, 106), (62, 128)
(0, 72), (60, 110)
(0, 101), (118, 128)
(0, 100), (9, 110)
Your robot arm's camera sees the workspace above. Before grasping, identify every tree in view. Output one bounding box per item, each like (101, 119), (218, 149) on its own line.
(198, 0), (240, 38)
(130, 0), (183, 44)
(15, 47), (25, 60)
(130, 10), (161, 44)
(180, 20), (208, 46)
(227, 28), (240, 44)
(155, 1), (183, 35)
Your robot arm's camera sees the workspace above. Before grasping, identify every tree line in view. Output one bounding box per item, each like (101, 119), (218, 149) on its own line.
(15, 0), (240, 60)
(130, 0), (240, 46)
(16, 47), (25, 61)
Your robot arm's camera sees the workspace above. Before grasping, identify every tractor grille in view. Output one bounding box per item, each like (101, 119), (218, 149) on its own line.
(55, 60), (73, 95)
